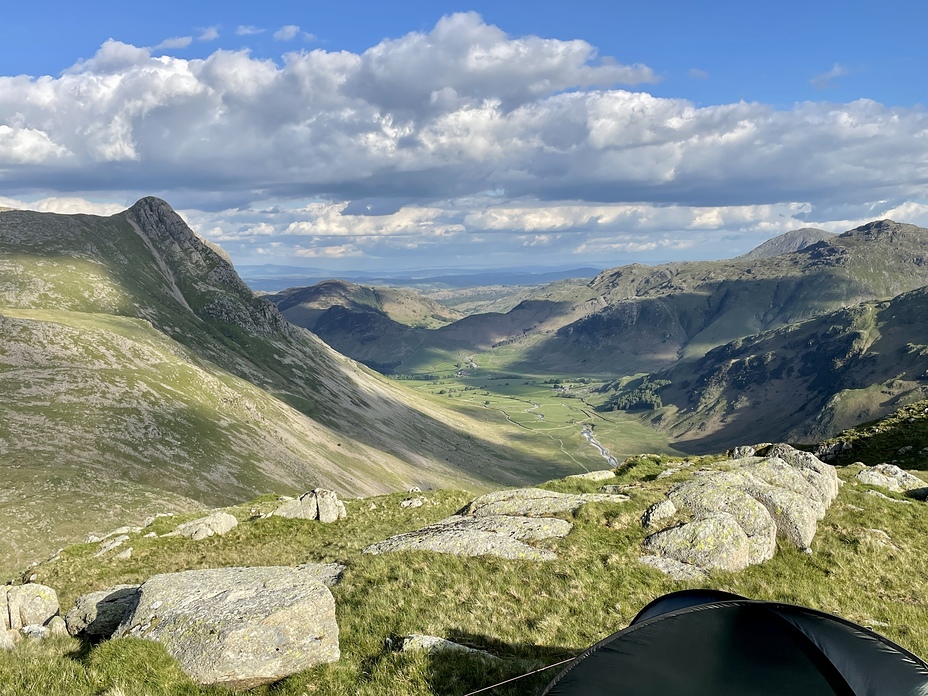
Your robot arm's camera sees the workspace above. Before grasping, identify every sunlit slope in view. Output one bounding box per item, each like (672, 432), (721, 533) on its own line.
(0, 200), (571, 570)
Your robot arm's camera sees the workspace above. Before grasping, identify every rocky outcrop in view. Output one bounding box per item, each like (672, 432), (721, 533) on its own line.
(65, 585), (140, 640)
(272, 489), (347, 522)
(365, 487), (628, 561)
(173, 511), (238, 540)
(856, 464), (926, 493)
(641, 446), (839, 576)
(460, 488), (629, 517)
(565, 470), (616, 482)
(114, 565), (341, 688)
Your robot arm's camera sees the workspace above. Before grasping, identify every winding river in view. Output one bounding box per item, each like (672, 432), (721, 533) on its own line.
(581, 424), (619, 468)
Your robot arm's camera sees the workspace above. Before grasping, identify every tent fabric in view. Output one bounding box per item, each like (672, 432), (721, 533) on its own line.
(541, 591), (928, 696)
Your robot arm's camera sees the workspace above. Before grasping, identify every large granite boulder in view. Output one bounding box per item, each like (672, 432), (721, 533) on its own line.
(114, 565), (341, 688)
(461, 488), (629, 517)
(856, 464), (927, 493)
(364, 514), (571, 561)
(2, 584), (59, 630)
(273, 489), (347, 523)
(364, 486), (630, 561)
(643, 513), (750, 572)
(65, 585), (140, 640)
(173, 511), (238, 540)
(641, 447), (839, 577)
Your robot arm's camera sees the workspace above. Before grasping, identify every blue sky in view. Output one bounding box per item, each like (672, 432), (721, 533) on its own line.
(1, 2), (926, 270)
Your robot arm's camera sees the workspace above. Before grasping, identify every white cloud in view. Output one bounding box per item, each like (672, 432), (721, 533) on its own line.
(0, 196), (125, 216)
(1, 14), (926, 269)
(198, 27), (220, 42)
(688, 68), (709, 79)
(155, 36), (193, 50)
(235, 25), (264, 36)
(811, 63), (848, 89)
(273, 25), (301, 41)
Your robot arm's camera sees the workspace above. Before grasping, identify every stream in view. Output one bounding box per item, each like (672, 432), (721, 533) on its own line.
(581, 425), (619, 468)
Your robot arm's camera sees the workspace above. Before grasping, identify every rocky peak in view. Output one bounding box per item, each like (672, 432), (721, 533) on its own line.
(126, 197), (291, 338)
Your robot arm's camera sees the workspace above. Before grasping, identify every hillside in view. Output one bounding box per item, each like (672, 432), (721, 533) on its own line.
(2, 453), (926, 695)
(0, 200), (576, 571)
(736, 227), (835, 260)
(270, 280), (463, 330)
(272, 220), (928, 378)
(624, 286), (928, 451)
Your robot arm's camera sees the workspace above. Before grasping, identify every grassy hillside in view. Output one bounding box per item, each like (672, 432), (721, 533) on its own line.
(624, 286), (928, 451)
(0, 200), (586, 572)
(3, 458), (927, 695)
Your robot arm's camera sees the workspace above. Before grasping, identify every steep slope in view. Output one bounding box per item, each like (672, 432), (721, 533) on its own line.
(737, 227), (835, 260)
(643, 286), (928, 451)
(0, 199), (568, 570)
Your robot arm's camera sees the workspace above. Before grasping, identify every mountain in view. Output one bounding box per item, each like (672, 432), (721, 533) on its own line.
(0, 199), (568, 571)
(281, 220), (928, 377)
(631, 285), (928, 451)
(736, 227), (835, 260)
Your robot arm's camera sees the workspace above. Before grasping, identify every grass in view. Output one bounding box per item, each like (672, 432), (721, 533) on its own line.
(4, 459), (927, 695)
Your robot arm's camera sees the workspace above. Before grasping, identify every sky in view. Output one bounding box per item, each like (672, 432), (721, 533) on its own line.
(1, 1), (926, 271)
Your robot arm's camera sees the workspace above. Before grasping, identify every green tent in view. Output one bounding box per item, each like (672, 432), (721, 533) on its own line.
(542, 590), (928, 695)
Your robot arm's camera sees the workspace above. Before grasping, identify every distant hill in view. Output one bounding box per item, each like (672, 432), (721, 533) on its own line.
(0, 199), (567, 570)
(288, 220), (928, 377)
(633, 285), (928, 450)
(737, 227), (835, 260)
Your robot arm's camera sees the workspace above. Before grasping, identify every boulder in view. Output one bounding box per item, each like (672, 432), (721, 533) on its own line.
(766, 444), (839, 503)
(638, 555), (709, 581)
(273, 492), (318, 520)
(643, 514), (751, 572)
(669, 475), (777, 565)
(461, 488), (628, 517)
(93, 534), (129, 558)
(400, 497), (425, 509)
(400, 634), (499, 661)
(0, 629), (16, 651)
(856, 464), (927, 493)
(174, 511), (238, 540)
(65, 585), (140, 640)
(566, 470), (615, 482)
(45, 616), (68, 637)
(273, 489), (346, 523)
(4, 584), (59, 630)
(641, 499), (677, 528)
(114, 566), (340, 689)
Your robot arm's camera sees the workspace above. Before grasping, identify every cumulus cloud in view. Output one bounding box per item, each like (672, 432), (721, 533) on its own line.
(155, 36), (193, 50)
(273, 25), (301, 41)
(811, 63), (848, 89)
(0, 196), (125, 216)
(235, 25), (264, 36)
(0, 13), (926, 268)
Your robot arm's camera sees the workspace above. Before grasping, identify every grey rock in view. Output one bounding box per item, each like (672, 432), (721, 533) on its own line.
(766, 444), (839, 504)
(731, 446), (756, 459)
(657, 467), (682, 479)
(407, 487), (422, 493)
(400, 634), (499, 661)
(644, 513), (751, 572)
(114, 566), (340, 688)
(5, 585), (59, 630)
(114, 548), (133, 561)
(461, 488), (628, 517)
(45, 616), (68, 637)
(94, 535), (129, 558)
(669, 475), (777, 565)
(565, 470), (615, 482)
(65, 585), (140, 639)
(0, 629), (16, 651)
(20, 624), (48, 640)
(400, 497), (425, 509)
(174, 511), (238, 540)
(599, 485), (626, 494)
(641, 499), (677, 528)
(856, 464), (926, 493)
(638, 555), (709, 581)
(273, 492), (318, 520)
(866, 490), (912, 504)
(314, 488), (347, 523)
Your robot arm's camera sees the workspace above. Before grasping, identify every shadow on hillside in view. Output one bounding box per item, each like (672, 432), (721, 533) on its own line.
(408, 630), (576, 696)
(508, 273), (869, 376)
